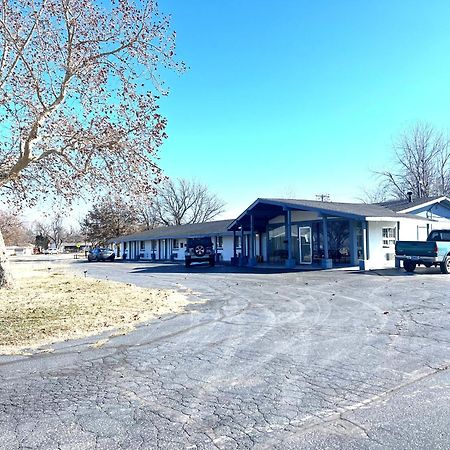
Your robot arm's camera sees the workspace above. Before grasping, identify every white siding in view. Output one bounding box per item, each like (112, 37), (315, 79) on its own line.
(365, 221), (397, 269)
(218, 236), (234, 261)
(119, 235), (235, 262)
(364, 218), (433, 270)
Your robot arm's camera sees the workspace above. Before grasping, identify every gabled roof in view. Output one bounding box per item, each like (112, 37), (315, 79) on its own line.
(378, 196), (450, 213)
(228, 198), (430, 231)
(109, 219), (235, 243)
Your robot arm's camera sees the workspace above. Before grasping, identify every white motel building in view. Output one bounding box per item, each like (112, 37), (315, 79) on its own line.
(108, 196), (450, 270)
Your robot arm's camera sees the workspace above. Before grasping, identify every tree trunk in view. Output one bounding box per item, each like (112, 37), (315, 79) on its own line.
(0, 228), (13, 288)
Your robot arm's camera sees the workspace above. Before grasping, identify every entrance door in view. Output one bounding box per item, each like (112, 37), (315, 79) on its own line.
(299, 226), (312, 264)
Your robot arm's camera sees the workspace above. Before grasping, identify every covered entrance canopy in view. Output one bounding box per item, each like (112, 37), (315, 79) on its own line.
(227, 198), (426, 269)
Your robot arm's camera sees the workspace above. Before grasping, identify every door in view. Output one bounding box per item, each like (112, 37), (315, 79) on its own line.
(299, 226), (312, 264)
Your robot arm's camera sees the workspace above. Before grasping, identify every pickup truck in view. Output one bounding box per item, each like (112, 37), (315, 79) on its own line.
(395, 229), (450, 273)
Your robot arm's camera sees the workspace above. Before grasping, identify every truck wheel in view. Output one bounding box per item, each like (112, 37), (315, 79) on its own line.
(440, 256), (450, 274)
(404, 260), (416, 273)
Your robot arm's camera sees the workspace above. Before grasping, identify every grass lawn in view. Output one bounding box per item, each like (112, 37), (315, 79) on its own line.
(0, 268), (189, 355)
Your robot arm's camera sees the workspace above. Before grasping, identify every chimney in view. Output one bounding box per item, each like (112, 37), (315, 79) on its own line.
(407, 191), (413, 203)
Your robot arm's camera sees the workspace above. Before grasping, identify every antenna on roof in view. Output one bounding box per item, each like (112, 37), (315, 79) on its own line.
(315, 193), (331, 202)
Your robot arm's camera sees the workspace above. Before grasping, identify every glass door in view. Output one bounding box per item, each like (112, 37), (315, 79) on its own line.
(299, 226), (312, 264)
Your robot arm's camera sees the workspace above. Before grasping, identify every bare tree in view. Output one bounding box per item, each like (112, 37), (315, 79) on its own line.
(0, 0), (183, 286)
(151, 178), (225, 226)
(358, 184), (390, 204)
(378, 123), (450, 199)
(138, 202), (160, 230)
(34, 213), (66, 248)
(81, 197), (142, 246)
(0, 211), (34, 245)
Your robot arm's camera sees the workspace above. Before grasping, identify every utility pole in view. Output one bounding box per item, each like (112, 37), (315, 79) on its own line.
(315, 193), (331, 202)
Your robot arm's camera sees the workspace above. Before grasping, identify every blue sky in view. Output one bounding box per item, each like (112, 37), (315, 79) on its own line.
(155, 0), (450, 219)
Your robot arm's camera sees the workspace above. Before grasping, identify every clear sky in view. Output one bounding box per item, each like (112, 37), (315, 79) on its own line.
(155, 0), (450, 219)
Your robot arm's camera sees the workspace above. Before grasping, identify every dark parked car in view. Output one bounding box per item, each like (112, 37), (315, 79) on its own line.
(185, 237), (215, 268)
(87, 247), (115, 262)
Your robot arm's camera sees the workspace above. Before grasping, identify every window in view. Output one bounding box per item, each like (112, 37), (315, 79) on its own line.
(382, 227), (396, 248)
(217, 236), (223, 248)
(151, 240), (157, 251)
(428, 230), (450, 241)
(140, 241), (145, 250)
(234, 235), (241, 248)
(173, 239), (179, 249)
(124, 242), (128, 250)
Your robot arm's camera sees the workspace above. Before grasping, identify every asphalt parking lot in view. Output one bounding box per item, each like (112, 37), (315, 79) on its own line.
(1, 258), (450, 449)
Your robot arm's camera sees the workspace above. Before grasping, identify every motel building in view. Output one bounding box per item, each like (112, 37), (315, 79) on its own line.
(109, 196), (450, 270)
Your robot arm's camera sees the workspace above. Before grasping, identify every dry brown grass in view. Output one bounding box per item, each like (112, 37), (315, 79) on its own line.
(0, 269), (189, 355)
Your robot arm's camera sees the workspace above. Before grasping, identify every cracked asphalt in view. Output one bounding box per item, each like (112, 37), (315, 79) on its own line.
(1, 258), (450, 449)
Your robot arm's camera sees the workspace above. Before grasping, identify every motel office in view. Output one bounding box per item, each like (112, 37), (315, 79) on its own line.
(109, 196), (450, 270)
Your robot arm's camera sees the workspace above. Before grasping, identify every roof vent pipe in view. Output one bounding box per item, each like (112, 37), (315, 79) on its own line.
(407, 191), (413, 202)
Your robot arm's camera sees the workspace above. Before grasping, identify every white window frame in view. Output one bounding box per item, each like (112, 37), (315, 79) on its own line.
(382, 227), (396, 248)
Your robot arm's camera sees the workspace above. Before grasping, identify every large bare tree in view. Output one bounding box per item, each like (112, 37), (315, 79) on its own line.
(0, 0), (183, 286)
(378, 123), (450, 199)
(151, 178), (225, 226)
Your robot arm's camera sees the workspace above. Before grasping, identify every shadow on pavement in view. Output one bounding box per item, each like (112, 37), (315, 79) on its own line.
(129, 263), (304, 276)
(349, 267), (444, 276)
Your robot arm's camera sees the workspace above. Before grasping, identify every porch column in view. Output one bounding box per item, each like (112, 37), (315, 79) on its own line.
(285, 208), (296, 268)
(349, 220), (358, 266)
(239, 226), (246, 266)
(360, 220), (369, 270)
(322, 216), (332, 269)
(233, 230), (237, 259)
(215, 236), (219, 263)
(395, 221), (401, 268)
(248, 214), (257, 266)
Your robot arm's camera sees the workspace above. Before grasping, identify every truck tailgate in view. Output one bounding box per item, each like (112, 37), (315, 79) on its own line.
(395, 241), (437, 257)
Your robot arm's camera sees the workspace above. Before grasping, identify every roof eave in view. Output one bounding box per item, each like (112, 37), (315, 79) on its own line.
(366, 215), (432, 222)
(398, 196), (450, 213)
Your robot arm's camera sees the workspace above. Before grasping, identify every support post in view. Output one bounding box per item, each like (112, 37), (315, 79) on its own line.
(359, 221), (369, 270)
(285, 209), (296, 268)
(395, 221), (401, 269)
(248, 215), (257, 266)
(322, 216), (332, 269)
(231, 230), (238, 265)
(215, 235), (218, 263)
(239, 226), (246, 266)
(349, 220), (358, 266)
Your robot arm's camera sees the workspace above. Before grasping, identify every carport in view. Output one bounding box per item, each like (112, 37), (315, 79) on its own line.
(227, 198), (430, 269)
